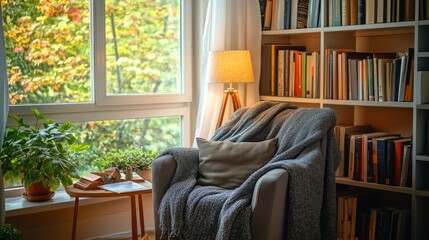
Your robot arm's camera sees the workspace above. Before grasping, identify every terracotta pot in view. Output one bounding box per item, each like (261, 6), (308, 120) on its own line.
(23, 181), (54, 202)
(135, 169), (152, 182)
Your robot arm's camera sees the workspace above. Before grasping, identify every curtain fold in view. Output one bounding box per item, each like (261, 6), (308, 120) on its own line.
(194, 0), (261, 141)
(0, 4), (9, 225)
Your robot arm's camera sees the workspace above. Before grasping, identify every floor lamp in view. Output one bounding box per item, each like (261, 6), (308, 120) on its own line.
(207, 50), (255, 129)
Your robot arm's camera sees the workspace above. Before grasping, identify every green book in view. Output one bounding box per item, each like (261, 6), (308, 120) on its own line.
(302, 52), (307, 97)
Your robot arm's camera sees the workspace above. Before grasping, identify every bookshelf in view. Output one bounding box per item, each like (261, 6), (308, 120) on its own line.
(258, 0), (428, 239)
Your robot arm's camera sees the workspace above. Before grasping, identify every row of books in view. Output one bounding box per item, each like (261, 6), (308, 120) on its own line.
(420, 0), (429, 20)
(328, 0), (415, 27)
(260, 44), (321, 98)
(259, 0), (321, 30)
(334, 125), (412, 187)
(337, 191), (410, 240)
(325, 49), (414, 102)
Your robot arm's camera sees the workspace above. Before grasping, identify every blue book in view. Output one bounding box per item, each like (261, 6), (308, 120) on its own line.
(284, 0), (291, 29)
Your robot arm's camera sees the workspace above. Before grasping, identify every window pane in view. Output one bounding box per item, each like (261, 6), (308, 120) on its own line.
(73, 116), (182, 176)
(105, 0), (181, 95)
(2, 0), (91, 105)
(3, 116), (182, 188)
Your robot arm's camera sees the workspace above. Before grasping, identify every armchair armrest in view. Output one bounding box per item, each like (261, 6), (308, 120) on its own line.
(152, 154), (177, 240)
(251, 168), (289, 240)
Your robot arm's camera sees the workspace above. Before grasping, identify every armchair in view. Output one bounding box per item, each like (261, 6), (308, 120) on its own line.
(152, 101), (339, 240)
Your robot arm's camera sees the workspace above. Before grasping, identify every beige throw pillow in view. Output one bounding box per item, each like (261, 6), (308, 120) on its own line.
(196, 137), (278, 189)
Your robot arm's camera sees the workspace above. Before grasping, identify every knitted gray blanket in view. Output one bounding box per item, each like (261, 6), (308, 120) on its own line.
(159, 101), (339, 240)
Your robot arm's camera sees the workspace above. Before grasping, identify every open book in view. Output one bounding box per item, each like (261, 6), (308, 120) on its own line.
(98, 181), (149, 193)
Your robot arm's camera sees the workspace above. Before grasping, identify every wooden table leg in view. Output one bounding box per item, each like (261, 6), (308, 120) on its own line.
(130, 195), (138, 240)
(72, 197), (79, 240)
(138, 194), (148, 240)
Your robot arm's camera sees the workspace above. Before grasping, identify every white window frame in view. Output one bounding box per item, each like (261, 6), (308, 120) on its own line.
(4, 0), (193, 196)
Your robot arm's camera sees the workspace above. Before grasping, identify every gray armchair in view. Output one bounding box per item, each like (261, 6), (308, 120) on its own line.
(151, 102), (338, 240)
(152, 154), (289, 240)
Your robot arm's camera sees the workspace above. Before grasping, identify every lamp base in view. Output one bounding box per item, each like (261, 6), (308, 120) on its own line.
(216, 89), (241, 129)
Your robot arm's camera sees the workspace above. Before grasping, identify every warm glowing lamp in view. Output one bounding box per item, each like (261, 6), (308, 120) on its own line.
(207, 50), (255, 128)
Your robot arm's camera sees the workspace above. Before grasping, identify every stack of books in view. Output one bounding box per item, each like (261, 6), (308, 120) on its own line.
(259, 0), (321, 30)
(325, 49), (414, 102)
(260, 44), (321, 98)
(334, 124), (412, 187)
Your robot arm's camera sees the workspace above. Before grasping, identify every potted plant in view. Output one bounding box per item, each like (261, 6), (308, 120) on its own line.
(1, 108), (88, 201)
(0, 224), (22, 240)
(95, 147), (159, 182)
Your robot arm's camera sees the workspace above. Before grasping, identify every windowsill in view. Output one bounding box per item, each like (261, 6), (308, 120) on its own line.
(5, 189), (130, 218)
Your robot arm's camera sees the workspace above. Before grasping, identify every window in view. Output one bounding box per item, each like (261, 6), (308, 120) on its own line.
(2, 0), (192, 188)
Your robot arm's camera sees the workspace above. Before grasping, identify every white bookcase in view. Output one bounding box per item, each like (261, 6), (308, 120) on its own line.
(259, 0), (428, 239)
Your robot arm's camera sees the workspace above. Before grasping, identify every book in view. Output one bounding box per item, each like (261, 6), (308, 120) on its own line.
(350, 0), (358, 25)
(297, 0), (309, 29)
(376, 0), (385, 23)
(264, 0), (273, 30)
(385, 137), (402, 185)
(284, 0), (292, 29)
(290, 0), (298, 29)
(74, 173), (105, 190)
(393, 138), (412, 186)
(337, 125), (372, 177)
(259, 0), (267, 30)
(260, 44), (306, 96)
(332, 0), (342, 26)
(376, 135), (399, 184)
(341, 0), (350, 26)
(357, 0), (365, 24)
(99, 181), (149, 193)
(278, 50), (285, 96)
(361, 132), (389, 182)
(399, 144), (411, 187)
(365, 0), (376, 24)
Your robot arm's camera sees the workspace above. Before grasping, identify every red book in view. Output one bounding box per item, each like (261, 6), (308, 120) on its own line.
(295, 51), (302, 97)
(393, 138), (412, 186)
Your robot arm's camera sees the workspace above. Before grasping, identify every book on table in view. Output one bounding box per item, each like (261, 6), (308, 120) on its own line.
(99, 181), (149, 193)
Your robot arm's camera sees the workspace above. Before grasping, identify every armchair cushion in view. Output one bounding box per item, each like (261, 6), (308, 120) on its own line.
(196, 137), (277, 189)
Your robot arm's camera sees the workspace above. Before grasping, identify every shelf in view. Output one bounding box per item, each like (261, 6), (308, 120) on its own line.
(260, 95), (321, 104)
(336, 177), (412, 194)
(324, 21), (415, 32)
(262, 28), (322, 36)
(419, 20), (429, 26)
(416, 190), (429, 198)
(417, 104), (429, 110)
(418, 52), (429, 58)
(322, 99), (413, 108)
(416, 155), (429, 162)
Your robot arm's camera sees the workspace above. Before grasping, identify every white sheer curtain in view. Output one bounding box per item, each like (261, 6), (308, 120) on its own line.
(194, 0), (262, 141)
(0, 4), (9, 225)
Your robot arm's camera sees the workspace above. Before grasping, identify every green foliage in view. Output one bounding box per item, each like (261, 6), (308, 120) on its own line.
(2, 0), (180, 103)
(95, 147), (160, 171)
(0, 224), (22, 240)
(1, 108), (89, 190)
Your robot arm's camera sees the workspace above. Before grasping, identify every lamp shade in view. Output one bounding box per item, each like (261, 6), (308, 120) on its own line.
(207, 50), (255, 84)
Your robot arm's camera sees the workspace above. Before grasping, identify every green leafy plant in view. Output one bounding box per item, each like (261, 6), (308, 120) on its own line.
(1, 108), (89, 190)
(95, 147), (160, 171)
(0, 224), (22, 240)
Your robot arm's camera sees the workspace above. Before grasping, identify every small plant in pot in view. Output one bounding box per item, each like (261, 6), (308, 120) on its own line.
(96, 147), (159, 182)
(1, 108), (88, 202)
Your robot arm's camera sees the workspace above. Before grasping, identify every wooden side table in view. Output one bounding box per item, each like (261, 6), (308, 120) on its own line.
(65, 181), (152, 240)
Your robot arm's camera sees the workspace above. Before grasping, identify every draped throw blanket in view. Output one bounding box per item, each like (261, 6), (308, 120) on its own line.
(159, 101), (340, 240)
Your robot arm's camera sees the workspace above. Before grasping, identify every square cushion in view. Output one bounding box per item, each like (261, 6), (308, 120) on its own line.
(196, 137), (278, 189)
